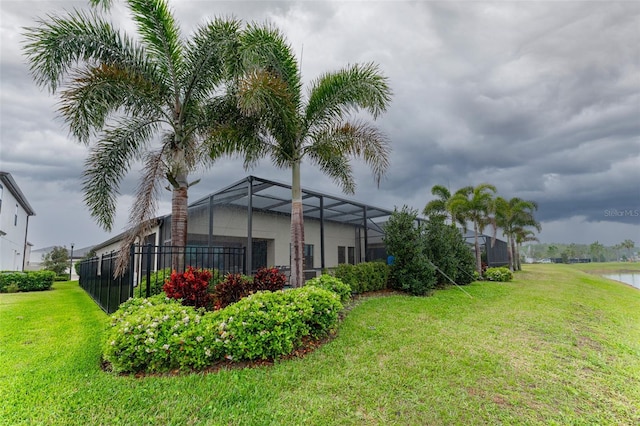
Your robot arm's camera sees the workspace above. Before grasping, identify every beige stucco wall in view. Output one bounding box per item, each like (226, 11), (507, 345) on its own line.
(188, 205), (361, 268)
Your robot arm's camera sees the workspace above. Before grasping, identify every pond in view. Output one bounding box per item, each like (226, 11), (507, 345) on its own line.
(602, 273), (640, 290)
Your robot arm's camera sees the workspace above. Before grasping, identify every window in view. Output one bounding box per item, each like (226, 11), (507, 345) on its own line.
(338, 246), (346, 264)
(348, 246), (355, 265)
(14, 204), (18, 226)
(304, 244), (314, 269)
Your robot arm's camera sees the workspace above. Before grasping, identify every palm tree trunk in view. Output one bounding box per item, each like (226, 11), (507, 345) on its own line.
(290, 160), (305, 287)
(515, 243), (522, 270)
(506, 234), (514, 271)
(474, 222), (482, 275)
(171, 171), (189, 273)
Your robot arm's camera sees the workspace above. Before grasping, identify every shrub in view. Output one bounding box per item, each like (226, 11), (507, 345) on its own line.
(334, 262), (389, 294)
(383, 207), (437, 295)
(55, 275), (69, 282)
(213, 268), (286, 309)
(484, 267), (513, 282)
(137, 267), (172, 297)
(163, 266), (213, 309)
(296, 286), (343, 338)
(103, 287), (343, 373)
(0, 271), (55, 293)
(306, 274), (351, 303)
(253, 267), (287, 292)
(423, 220), (476, 286)
(5, 283), (19, 293)
(103, 297), (214, 373)
(213, 273), (253, 309)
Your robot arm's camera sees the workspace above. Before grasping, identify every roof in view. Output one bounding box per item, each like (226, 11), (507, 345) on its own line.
(0, 172), (36, 216)
(189, 175), (396, 226)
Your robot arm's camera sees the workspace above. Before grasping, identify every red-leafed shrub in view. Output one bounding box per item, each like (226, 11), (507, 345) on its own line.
(212, 268), (288, 310)
(163, 266), (212, 309)
(213, 273), (253, 309)
(253, 267), (287, 292)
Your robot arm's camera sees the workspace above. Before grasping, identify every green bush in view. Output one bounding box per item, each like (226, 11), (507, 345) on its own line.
(306, 274), (352, 303)
(102, 287), (343, 373)
(383, 207), (437, 295)
(0, 271), (56, 293)
(55, 275), (69, 282)
(103, 297), (212, 373)
(484, 267), (513, 282)
(136, 267), (172, 297)
(423, 220), (476, 286)
(333, 262), (389, 294)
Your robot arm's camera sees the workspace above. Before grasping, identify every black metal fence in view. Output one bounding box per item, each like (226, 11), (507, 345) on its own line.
(78, 251), (132, 314)
(78, 245), (246, 314)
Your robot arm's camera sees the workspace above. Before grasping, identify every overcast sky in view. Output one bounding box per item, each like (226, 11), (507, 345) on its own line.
(1, 0), (638, 250)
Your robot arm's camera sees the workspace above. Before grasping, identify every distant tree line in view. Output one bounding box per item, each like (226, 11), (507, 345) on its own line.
(525, 239), (636, 263)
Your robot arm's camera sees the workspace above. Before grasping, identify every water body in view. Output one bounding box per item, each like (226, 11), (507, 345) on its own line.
(602, 273), (640, 290)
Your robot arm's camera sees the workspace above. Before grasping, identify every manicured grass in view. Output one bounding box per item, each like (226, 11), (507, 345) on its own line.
(1, 267), (639, 425)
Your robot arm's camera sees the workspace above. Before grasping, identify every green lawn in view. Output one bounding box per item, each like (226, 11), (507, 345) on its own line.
(1, 264), (639, 425)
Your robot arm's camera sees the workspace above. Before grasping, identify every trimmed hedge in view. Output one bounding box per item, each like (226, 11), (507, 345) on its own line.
(305, 274), (351, 303)
(333, 262), (389, 294)
(102, 287), (343, 373)
(484, 267), (513, 282)
(0, 271), (56, 292)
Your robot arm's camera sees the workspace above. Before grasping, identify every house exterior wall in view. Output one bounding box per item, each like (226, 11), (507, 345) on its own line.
(186, 205), (361, 269)
(0, 181), (31, 271)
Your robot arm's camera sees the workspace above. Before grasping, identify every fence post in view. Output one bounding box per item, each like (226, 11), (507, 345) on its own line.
(129, 244), (135, 299)
(146, 243), (152, 298)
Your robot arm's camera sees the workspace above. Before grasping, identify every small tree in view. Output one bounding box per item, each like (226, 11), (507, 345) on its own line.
(42, 246), (69, 276)
(424, 220), (476, 286)
(383, 206), (436, 295)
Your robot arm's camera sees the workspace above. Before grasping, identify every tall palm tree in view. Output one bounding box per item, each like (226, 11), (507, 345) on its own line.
(423, 184), (457, 224)
(214, 25), (392, 287)
(494, 196), (540, 271)
(514, 228), (539, 270)
(448, 183), (497, 274)
(24, 0), (245, 272)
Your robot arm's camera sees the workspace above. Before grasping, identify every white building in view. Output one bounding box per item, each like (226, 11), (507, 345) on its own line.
(0, 172), (35, 271)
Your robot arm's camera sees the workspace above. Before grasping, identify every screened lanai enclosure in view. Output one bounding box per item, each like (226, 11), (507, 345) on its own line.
(156, 176), (394, 278)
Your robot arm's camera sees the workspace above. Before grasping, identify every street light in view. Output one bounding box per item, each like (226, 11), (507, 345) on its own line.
(69, 243), (74, 281)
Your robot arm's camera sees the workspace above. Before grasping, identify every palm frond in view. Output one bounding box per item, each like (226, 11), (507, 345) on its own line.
(23, 9), (150, 93)
(239, 23), (302, 108)
(305, 141), (355, 194)
(127, 0), (183, 90)
(128, 149), (165, 239)
(60, 63), (165, 143)
(305, 62), (392, 133)
(305, 120), (389, 193)
(82, 117), (158, 231)
(181, 17), (241, 103)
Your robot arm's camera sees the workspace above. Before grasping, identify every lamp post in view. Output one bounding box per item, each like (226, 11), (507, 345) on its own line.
(69, 243), (74, 281)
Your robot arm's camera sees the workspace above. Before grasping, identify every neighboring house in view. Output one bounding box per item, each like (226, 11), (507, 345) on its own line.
(28, 245), (93, 280)
(0, 172), (36, 271)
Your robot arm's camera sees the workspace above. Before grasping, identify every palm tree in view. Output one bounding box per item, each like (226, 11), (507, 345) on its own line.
(24, 0), (245, 272)
(448, 184), (497, 274)
(514, 228), (539, 270)
(494, 196), (540, 271)
(423, 184), (457, 224)
(214, 25), (392, 287)
(620, 239), (636, 261)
